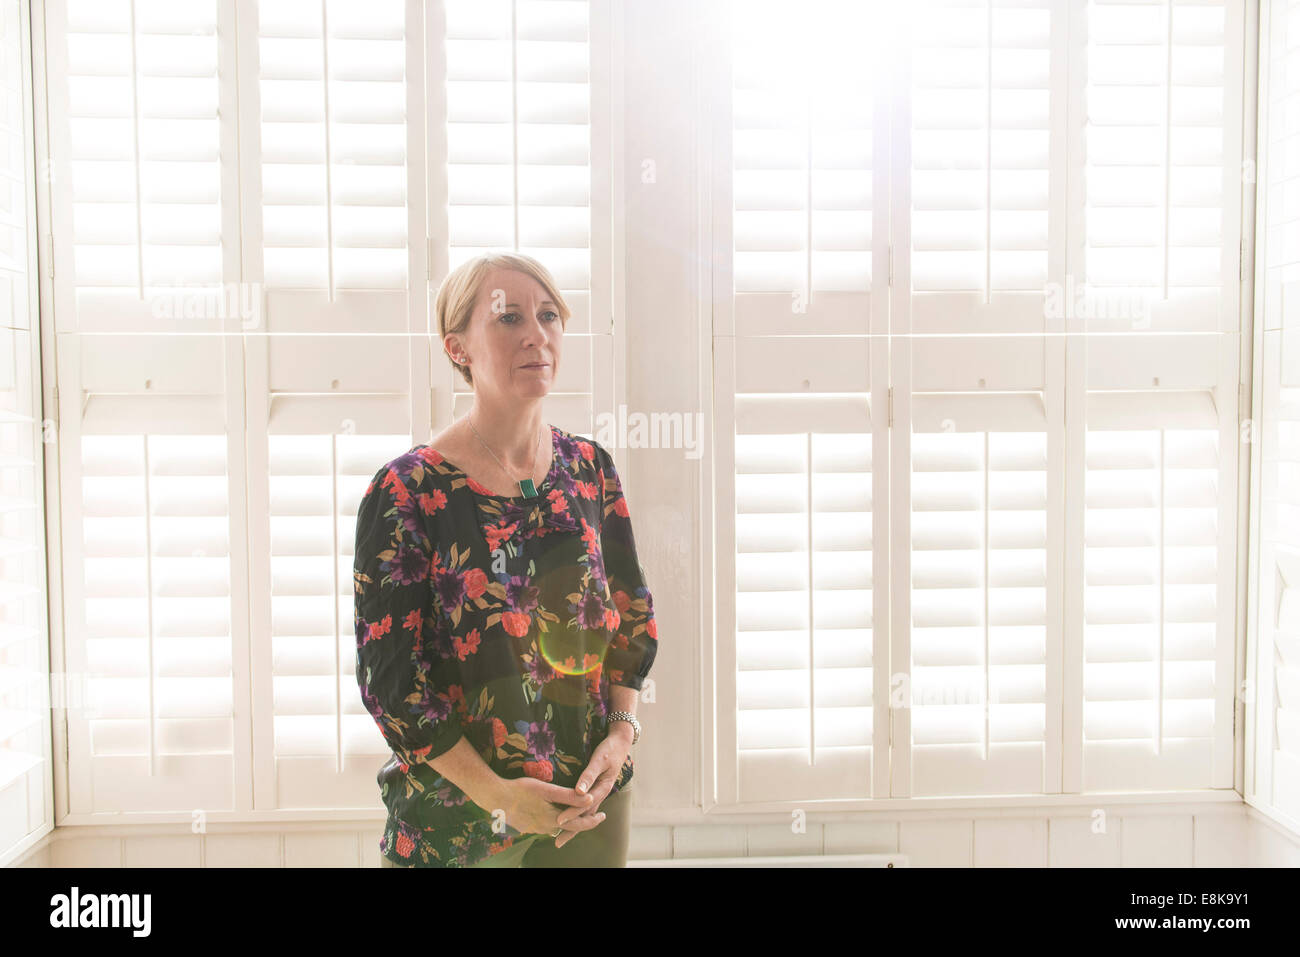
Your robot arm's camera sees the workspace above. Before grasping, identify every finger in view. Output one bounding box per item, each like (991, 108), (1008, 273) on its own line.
(556, 800), (600, 832)
(555, 806), (607, 834)
(554, 794), (600, 827)
(559, 782), (612, 826)
(545, 786), (599, 808)
(555, 809), (607, 848)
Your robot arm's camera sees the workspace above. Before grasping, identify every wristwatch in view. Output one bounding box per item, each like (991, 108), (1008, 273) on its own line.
(608, 710), (641, 745)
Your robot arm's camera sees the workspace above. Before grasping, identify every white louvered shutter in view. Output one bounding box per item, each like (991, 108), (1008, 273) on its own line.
(1081, 391), (1225, 788)
(71, 420), (237, 812)
(1248, 0), (1300, 827)
(897, 0), (1064, 797)
(44, 0), (250, 814)
(245, 0), (420, 809)
(439, 0), (610, 438)
(909, 391), (1051, 796)
(719, 0), (889, 803)
(257, 0), (409, 298)
(0, 0), (52, 858)
(1073, 0), (1241, 791)
(1082, 0), (1231, 331)
(909, 0), (1054, 334)
(263, 414), (411, 808)
(51, 0), (226, 327)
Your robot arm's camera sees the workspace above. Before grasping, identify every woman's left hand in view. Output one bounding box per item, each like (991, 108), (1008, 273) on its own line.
(551, 728), (633, 849)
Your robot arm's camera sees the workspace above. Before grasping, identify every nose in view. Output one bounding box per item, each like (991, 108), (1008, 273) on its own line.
(519, 309), (552, 346)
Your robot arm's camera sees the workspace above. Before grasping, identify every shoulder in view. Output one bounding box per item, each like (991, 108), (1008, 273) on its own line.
(551, 425), (613, 471)
(364, 444), (449, 497)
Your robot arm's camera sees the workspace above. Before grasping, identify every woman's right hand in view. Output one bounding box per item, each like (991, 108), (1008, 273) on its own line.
(492, 776), (603, 838)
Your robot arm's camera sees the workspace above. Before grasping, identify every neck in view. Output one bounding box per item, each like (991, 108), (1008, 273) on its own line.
(466, 395), (545, 467)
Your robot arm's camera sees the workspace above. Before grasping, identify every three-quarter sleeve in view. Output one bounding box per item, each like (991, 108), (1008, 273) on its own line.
(354, 462), (465, 767)
(595, 443), (658, 691)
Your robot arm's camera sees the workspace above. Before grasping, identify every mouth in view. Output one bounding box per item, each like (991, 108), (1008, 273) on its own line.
(521, 363), (549, 369)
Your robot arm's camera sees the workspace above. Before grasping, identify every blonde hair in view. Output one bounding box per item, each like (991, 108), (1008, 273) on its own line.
(434, 251), (571, 387)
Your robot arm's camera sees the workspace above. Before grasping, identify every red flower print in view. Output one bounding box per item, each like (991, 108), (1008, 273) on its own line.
(485, 521), (520, 551)
(464, 567), (488, 599)
(491, 717), (506, 748)
(365, 613), (393, 644)
(576, 480), (598, 500)
(466, 476), (495, 496)
(453, 627), (481, 661)
(417, 447), (445, 468)
(578, 441), (594, 461)
(448, 684), (465, 705)
(614, 497), (630, 518)
(381, 469), (412, 507)
(402, 608), (422, 636)
(548, 488), (567, 514)
(411, 744), (432, 761)
(604, 608), (620, 632)
(395, 832), (415, 858)
(501, 611), (531, 637)
(418, 488), (448, 515)
(523, 759), (554, 782)
(613, 590), (630, 613)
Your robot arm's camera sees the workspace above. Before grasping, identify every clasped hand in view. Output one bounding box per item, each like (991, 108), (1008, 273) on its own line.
(496, 730), (632, 849)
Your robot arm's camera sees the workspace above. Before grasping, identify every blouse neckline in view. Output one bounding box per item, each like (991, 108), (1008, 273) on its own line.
(424, 423), (561, 502)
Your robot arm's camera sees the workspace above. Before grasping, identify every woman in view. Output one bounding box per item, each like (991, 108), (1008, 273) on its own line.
(354, 251), (658, 868)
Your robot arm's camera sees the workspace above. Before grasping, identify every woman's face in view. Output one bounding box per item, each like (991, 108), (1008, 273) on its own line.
(450, 266), (563, 402)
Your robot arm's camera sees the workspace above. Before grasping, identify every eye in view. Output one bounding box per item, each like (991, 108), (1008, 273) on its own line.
(499, 310), (561, 324)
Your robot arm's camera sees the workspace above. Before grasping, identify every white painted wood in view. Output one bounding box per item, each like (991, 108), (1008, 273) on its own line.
(973, 818), (1048, 867)
(1243, 0), (1300, 842)
(889, 6), (914, 798)
(899, 818), (972, 866)
(0, 0), (55, 864)
(1047, 813), (1121, 867)
(1119, 812), (1194, 866)
(631, 852), (905, 867)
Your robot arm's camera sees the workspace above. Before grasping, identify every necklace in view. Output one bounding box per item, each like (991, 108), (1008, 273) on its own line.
(467, 414), (545, 498)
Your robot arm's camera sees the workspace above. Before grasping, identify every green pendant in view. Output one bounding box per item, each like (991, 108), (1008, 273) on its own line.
(519, 478), (537, 497)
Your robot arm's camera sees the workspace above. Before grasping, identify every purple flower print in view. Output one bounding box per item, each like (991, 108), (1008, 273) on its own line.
(506, 575), (540, 614)
(434, 777), (468, 807)
(526, 654), (557, 684)
(360, 683), (382, 722)
(553, 466), (578, 496)
(588, 559), (608, 597)
(575, 589), (607, 630)
(520, 719), (555, 760)
(435, 564), (465, 611)
(387, 544), (428, 586)
(421, 686), (452, 724)
(554, 431), (581, 462)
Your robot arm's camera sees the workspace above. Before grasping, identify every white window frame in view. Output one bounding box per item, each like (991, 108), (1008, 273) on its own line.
(704, 0), (1257, 813)
(33, 0), (621, 824)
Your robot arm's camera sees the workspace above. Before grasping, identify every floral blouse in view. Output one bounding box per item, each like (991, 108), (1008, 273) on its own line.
(353, 424), (658, 867)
